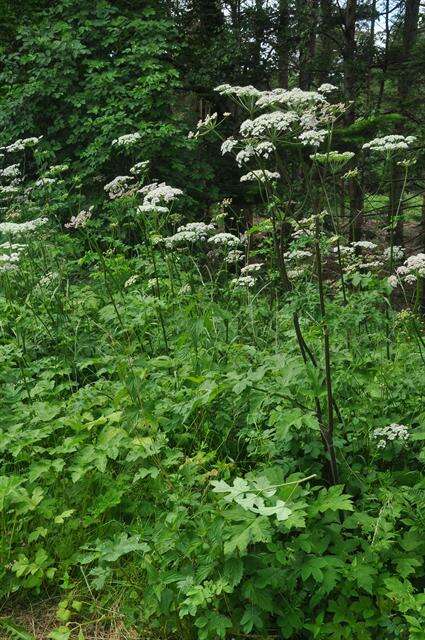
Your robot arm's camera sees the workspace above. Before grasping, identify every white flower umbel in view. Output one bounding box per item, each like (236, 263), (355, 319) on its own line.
(221, 138), (238, 155)
(112, 132), (141, 147)
(139, 182), (183, 206)
(130, 161), (149, 175)
(284, 249), (312, 260)
(34, 177), (57, 188)
(383, 245), (404, 262)
(231, 275), (256, 288)
(241, 262), (263, 274)
(208, 232), (241, 248)
(137, 204), (169, 214)
(395, 253), (425, 284)
(124, 275), (139, 288)
(299, 129), (327, 147)
(317, 83), (338, 94)
(224, 249), (244, 264)
(236, 142), (275, 166)
(240, 112), (298, 138)
(351, 241), (377, 251)
(164, 222), (216, 248)
(0, 217), (48, 235)
(65, 206), (93, 229)
(372, 423), (409, 448)
(255, 88), (325, 110)
(104, 175), (134, 199)
(388, 275), (398, 288)
(0, 164), (21, 179)
(363, 134), (416, 153)
(2, 136), (42, 153)
(240, 170), (280, 183)
(0, 185), (20, 197)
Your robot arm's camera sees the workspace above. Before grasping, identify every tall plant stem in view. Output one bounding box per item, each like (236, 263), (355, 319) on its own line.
(315, 222), (339, 485)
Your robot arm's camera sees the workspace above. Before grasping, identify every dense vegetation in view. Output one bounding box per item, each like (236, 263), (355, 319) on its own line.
(0, 1), (424, 639)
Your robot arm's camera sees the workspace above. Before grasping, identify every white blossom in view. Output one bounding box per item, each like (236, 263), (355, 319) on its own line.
(240, 170), (280, 183)
(317, 83), (338, 94)
(383, 245), (404, 262)
(0, 164), (20, 179)
(34, 177), (57, 188)
(224, 249), (244, 263)
(65, 206), (93, 229)
(2, 136), (42, 153)
(215, 84), (261, 100)
(221, 138), (238, 155)
(0, 218), (48, 235)
(130, 161), (149, 175)
(363, 134), (416, 153)
(255, 88), (325, 110)
(139, 182), (183, 206)
(124, 275), (139, 288)
(208, 232), (241, 248)
(241, 262), (263, 274)
(112, 132), (141, 147)
(395, 253), (425, 282)
(373, 423), (409, 448)
(231, 275), (256, 288)
(164, 222), (216, 248)
(137, 204), (169, 214)
(299, 129), (327, 147)
(351, 241), (377, 251)
(240, 112), (298, 138)
(104, 175), (134, 199)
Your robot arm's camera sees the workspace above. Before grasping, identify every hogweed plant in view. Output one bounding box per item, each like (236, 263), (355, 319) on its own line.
(1, 93), (425, 640)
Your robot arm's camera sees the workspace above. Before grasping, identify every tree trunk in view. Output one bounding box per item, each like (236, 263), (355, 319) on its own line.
(297, 0), (318, 89)
(316, 0), (334, 83)
(344, 0), (364, 240)
(277, 0), (290, 88)
(393, 0), (421, 246)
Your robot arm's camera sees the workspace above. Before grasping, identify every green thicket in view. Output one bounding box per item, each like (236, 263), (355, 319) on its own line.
(0, 2), (424, 640)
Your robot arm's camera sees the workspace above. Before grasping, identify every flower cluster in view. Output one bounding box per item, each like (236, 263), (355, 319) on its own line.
(299, 129), (327, 147)
(104, 176), (134, 199)
(124, 275), (139, 288)
(221, 138), (238, 155)
(188, 113), (219, 139)
(208, 232), (241, 248)
(372, 423), (409, 448)
(241, 262), (263, 275)
(164, 222), (216, 248)
(130, 161), (149, 175)
(34, 177), (57, 188)
(240, 170), (280, 183)
(139, 182), (183, 207)
(235, 141), (275, 166)
(395, 253), (425, 284)
(1, 136), (42, 153)
(363, 135), (416, 153)
(231, 275), (256, 288)
(383, 245), (404, 262)
(0, 164), (21, 179)
(317, 83), (338, 94)
(240, 112), (298, 138)
(255, 87), (325, 110)
(65, 206), (93, 229)
(224, 249), (244, 264)
(0, 217), (48, 235)
(112, 132), (141, 147)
